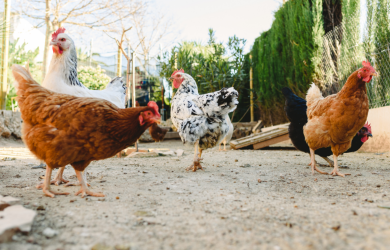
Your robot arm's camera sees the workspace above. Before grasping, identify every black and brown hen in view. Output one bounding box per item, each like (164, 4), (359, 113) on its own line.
(282, 87), (372, 167)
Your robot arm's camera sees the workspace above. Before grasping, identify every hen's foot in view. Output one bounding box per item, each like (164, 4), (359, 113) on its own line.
(186, 158), (204, 172)
(329, 169), (351, 177)
(310, 162), (328, 175)
(36, 182), (44, 190)
(51, 176), (69, 186)
(313, 165), (328, 175)
(36, 177), (70, 189)
(42, 188), (69, 198)
(75, 188), (104, 198)
(64, 181), (90, 187)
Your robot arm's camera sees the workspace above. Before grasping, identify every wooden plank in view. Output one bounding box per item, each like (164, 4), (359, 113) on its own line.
(230, 127), (288, 149)
(252, 120), (263, 133)
(261, 123), (289, 132)
(230, 124), (288, 149)
(253, 134), (290, 150)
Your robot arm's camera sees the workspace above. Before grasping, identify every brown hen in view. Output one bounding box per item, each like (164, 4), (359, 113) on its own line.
(303, 61), (377, 177)
(12, 65), (160, 198)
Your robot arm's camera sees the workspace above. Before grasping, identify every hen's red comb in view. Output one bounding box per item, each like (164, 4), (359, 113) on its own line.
(147, 101), (160, 117)
(171, 68), (184, 77)
(362, 61), (372, 68)
(52, 27), (66, 40)
(364, 122), (372, 133)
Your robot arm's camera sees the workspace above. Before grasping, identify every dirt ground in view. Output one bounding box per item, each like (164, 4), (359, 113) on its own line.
(1, 138), (390, 250)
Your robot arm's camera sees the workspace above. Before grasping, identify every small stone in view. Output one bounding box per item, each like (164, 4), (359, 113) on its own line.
(166, 187), (170, 190)
(257, 179), (261, 183)
(36, 205), (45, 210)
(352, 210), (358, 215)
(42, 228), (58, 238)
(376, 185), (381, 188)
(235, 159), (238, 162)
(331, 225), (341, 231)
(116, 197), (120, 200)
(69, 200), (75, 203)
(175, 149), (184, 157)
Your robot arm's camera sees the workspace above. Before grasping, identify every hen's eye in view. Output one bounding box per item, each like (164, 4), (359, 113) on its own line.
(60, 38), (66, 41)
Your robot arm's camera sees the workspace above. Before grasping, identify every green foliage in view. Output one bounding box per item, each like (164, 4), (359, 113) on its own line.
(367, 0), (390, 104)
(77, 65), (111, 90)
(5, 39), (41, 110)
(340, 0), (361, 79)
(159, 29), (248, 121)
(250, 0), (324, 125)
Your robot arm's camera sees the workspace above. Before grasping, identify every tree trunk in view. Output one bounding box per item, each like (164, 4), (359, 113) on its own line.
(42, 0), (52, 81)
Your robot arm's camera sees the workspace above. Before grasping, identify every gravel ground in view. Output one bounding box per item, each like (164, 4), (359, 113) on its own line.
(0, 139), (390, 250)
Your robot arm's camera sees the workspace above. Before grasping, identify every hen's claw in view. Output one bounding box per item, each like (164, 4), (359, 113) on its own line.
(329, 170), (351, 177)
(186, 157), (204, 172)
(64, 181), (90, 187)
(43, 188), (69, 198)
(52, 176), (69, 186)
(75, 188), (104, 198)
(312, 165), (328, 175)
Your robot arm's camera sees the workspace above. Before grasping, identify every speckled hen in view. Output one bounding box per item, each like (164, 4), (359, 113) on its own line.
(170, 69), (238, 171)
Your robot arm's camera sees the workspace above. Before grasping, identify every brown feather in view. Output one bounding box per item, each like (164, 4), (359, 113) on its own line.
(303, 70), (369, 156)
(12, 65), (159, 171)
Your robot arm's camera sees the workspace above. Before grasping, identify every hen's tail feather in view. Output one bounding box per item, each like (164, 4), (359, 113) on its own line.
(105, 77), (126, 92)
(104, 76), (126, 105)
(12, 64), (37, 93)
(218, 87), (239, 112)
(306, 83), (323, 106)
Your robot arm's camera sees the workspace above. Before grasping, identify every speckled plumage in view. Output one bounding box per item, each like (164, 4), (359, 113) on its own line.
(171, 73), (238, 149)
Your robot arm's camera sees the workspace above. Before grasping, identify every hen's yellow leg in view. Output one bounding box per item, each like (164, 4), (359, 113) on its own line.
(310, 149), (328, 175)
(74, 170), (104, 197)
(330, 155), (350, 177)
(42, 167), (70, 198)
(186, 140), (203, 172)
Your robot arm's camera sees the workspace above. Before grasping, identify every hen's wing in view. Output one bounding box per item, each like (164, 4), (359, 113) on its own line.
(194, 87), (238, 121)
(179, 115), (230, 147)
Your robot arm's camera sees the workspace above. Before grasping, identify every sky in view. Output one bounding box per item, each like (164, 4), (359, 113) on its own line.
(154, 0), (284, 53)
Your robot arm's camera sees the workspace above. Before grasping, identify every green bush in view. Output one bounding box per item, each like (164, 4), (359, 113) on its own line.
(77, 65), (111, 90)
(250, 0), (324, 125)
(5, 39), (41, 110)
(159, 29), (248, 121)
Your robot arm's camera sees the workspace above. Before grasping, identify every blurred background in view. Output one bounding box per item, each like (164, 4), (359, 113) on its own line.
(0, 0), (389, 126)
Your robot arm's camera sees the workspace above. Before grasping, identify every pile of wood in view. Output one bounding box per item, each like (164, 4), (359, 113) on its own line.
(230, 123), (289, 150)
(232, 120), (263, 139)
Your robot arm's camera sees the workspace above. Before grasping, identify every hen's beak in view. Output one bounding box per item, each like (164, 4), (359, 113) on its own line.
(367, 132), (373, 137)
(152, 118), (161, 124)
(169, 77), (174, 81)
(50, 41), (57, 46)
(371, 72), (378, 77)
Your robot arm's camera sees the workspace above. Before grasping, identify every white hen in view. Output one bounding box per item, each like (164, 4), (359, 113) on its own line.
(36, 27), (126, 188)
